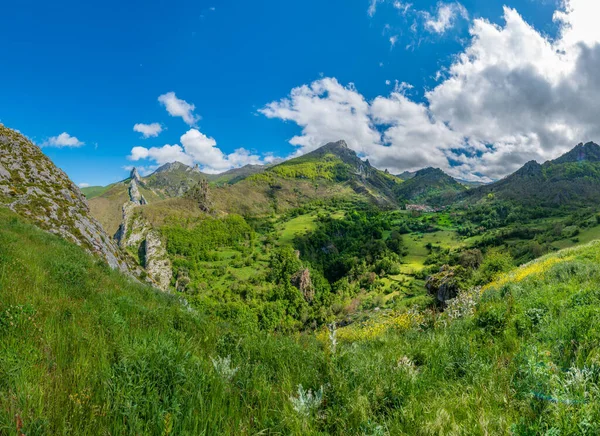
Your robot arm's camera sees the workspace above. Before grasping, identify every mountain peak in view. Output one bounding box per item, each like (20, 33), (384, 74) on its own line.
(154, 161), (192, 174)
(130, 167), (142, 182)
(414, 167), (445, 177)
(553, 141), (600, 164)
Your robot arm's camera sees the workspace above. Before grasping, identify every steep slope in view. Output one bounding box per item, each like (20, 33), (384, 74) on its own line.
(143, 161), (207, 197)
(0, 125), (130, 271)
(396, 170), (417, 180)
(471, 141), (600, 206)
(87, 172), (162, 236)
(231, 140), (402, 211)
(394, 167), (467, 205)
(208, 164), (268, 185)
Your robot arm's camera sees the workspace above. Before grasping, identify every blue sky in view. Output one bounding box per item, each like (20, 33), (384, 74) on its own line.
(2, 0), (596, 185)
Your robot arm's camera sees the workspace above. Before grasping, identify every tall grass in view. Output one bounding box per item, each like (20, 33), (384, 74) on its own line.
(1, 207), (600, 434)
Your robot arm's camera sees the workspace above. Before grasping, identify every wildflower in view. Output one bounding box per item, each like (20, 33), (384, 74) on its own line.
(328, 323), (337, 355)
(396, 356), (418, 380)
(289, 384), (323, 417)
(211, 355), (238, 382)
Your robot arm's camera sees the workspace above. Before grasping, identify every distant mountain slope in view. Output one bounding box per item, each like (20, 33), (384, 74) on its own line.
(470, 142), (600, 206)
(143, 161), (207, 197)
(394, 167), (467, 205)
(0, 124), (130, 271)
(256, 140), (402, 208)
(396, 170), (417, 180)
(208, 164), (267, 185)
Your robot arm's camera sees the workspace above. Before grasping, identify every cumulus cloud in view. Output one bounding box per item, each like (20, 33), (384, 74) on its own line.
(423, 2), (468, 34)
(158, 92), (200, 126)
(78, 182), (90, 188)
(129, 144), (194, 166)
(42, 132), (84, 148)
(128, 129), (269, 174)
(133, 122), (163, 138)
(261, 1), (600, 181)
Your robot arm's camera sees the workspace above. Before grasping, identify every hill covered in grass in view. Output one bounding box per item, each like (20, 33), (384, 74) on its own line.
(393, 167), (467, 206)
(470, 142), (600, 207)
(2, 197), (600, 434)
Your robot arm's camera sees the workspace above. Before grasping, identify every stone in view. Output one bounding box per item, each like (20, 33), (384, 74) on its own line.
(0, 124), (131, 272)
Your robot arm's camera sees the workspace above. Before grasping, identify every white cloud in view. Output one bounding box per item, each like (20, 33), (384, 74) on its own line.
(133, 122), (163, 138)
(259, 78), (380, 156)
(389, 35), (398, 48)
(128, 129), (269, 174)
(393, 1), (412, 15)
(122, 165), (158, 176)
(423, 2), (468, 34)
(158, 92), (200, 126)
(368, 0), (381, 17)
(260, 1), (600, 181)
(129, 144), (194, 166)
(42, 132), (84, 148)
(78, 182), (90, 188)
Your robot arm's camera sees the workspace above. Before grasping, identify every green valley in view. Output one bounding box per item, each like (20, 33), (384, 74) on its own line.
(4, 125), (600, 434)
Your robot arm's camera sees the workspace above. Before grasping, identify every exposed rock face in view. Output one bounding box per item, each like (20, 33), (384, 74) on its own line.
(425, 265), (462, 306)
(130, 167), (143, 183)
(128, 179), (147, 205)
(143, 231), (172, 291)
(0, 124), (130, 272)
(291, 268), (314, 302)
(115, 177), (172, 291)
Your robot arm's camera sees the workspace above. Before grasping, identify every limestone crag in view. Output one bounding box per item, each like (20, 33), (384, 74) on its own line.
(0, 125), (130, 272)
(115, 171), (172, 291)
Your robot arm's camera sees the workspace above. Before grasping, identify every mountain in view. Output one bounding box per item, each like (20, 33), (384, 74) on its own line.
(208, 164), (268, 185)
(394, 167), (467, 205)
(259, 140), (402, 207)
(0, 125), (130, 271)
(396, 170), (417, 180)
(3, 180), (600, 432)
(143, 162), (207, 197)
(470, 141), (600, 206)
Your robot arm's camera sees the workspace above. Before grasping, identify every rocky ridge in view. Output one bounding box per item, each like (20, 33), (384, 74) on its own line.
(115, 168), (172, 291)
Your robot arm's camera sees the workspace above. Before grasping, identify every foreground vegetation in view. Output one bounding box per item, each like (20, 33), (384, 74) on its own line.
(2, 205), (600, 434)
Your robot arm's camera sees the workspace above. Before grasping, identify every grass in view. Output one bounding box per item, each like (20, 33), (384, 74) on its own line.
(401, 230), (463, 273)
(552, 223), (600, 249)
(278, 213), (320, 245)
(80, 185), (112, 199)
(2, 207), (600, 434)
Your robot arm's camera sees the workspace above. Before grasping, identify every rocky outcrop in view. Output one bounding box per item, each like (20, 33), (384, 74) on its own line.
(425, 265), (462, 306)
(143, 231), (172, 291)
(128, 179), (147, 205)
(115, 177), (172, 291)
(130, 167), (143, 183)
(0, 124), (130, 272)
(291, 268), (314, 302)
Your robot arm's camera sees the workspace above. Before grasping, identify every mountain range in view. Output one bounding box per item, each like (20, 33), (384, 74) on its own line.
(79, 138), (600, 236)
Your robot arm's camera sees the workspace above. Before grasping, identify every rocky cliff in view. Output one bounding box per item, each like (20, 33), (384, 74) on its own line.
(115, 168), (172, 291)
(0, 124), (130, 272)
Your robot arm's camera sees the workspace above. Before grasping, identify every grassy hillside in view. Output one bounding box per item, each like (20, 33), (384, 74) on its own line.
(80, 185), (112, 199)
(2, 202), (600, 433)
(394, 167), (466, 205)
(469, 142), (600, 208)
